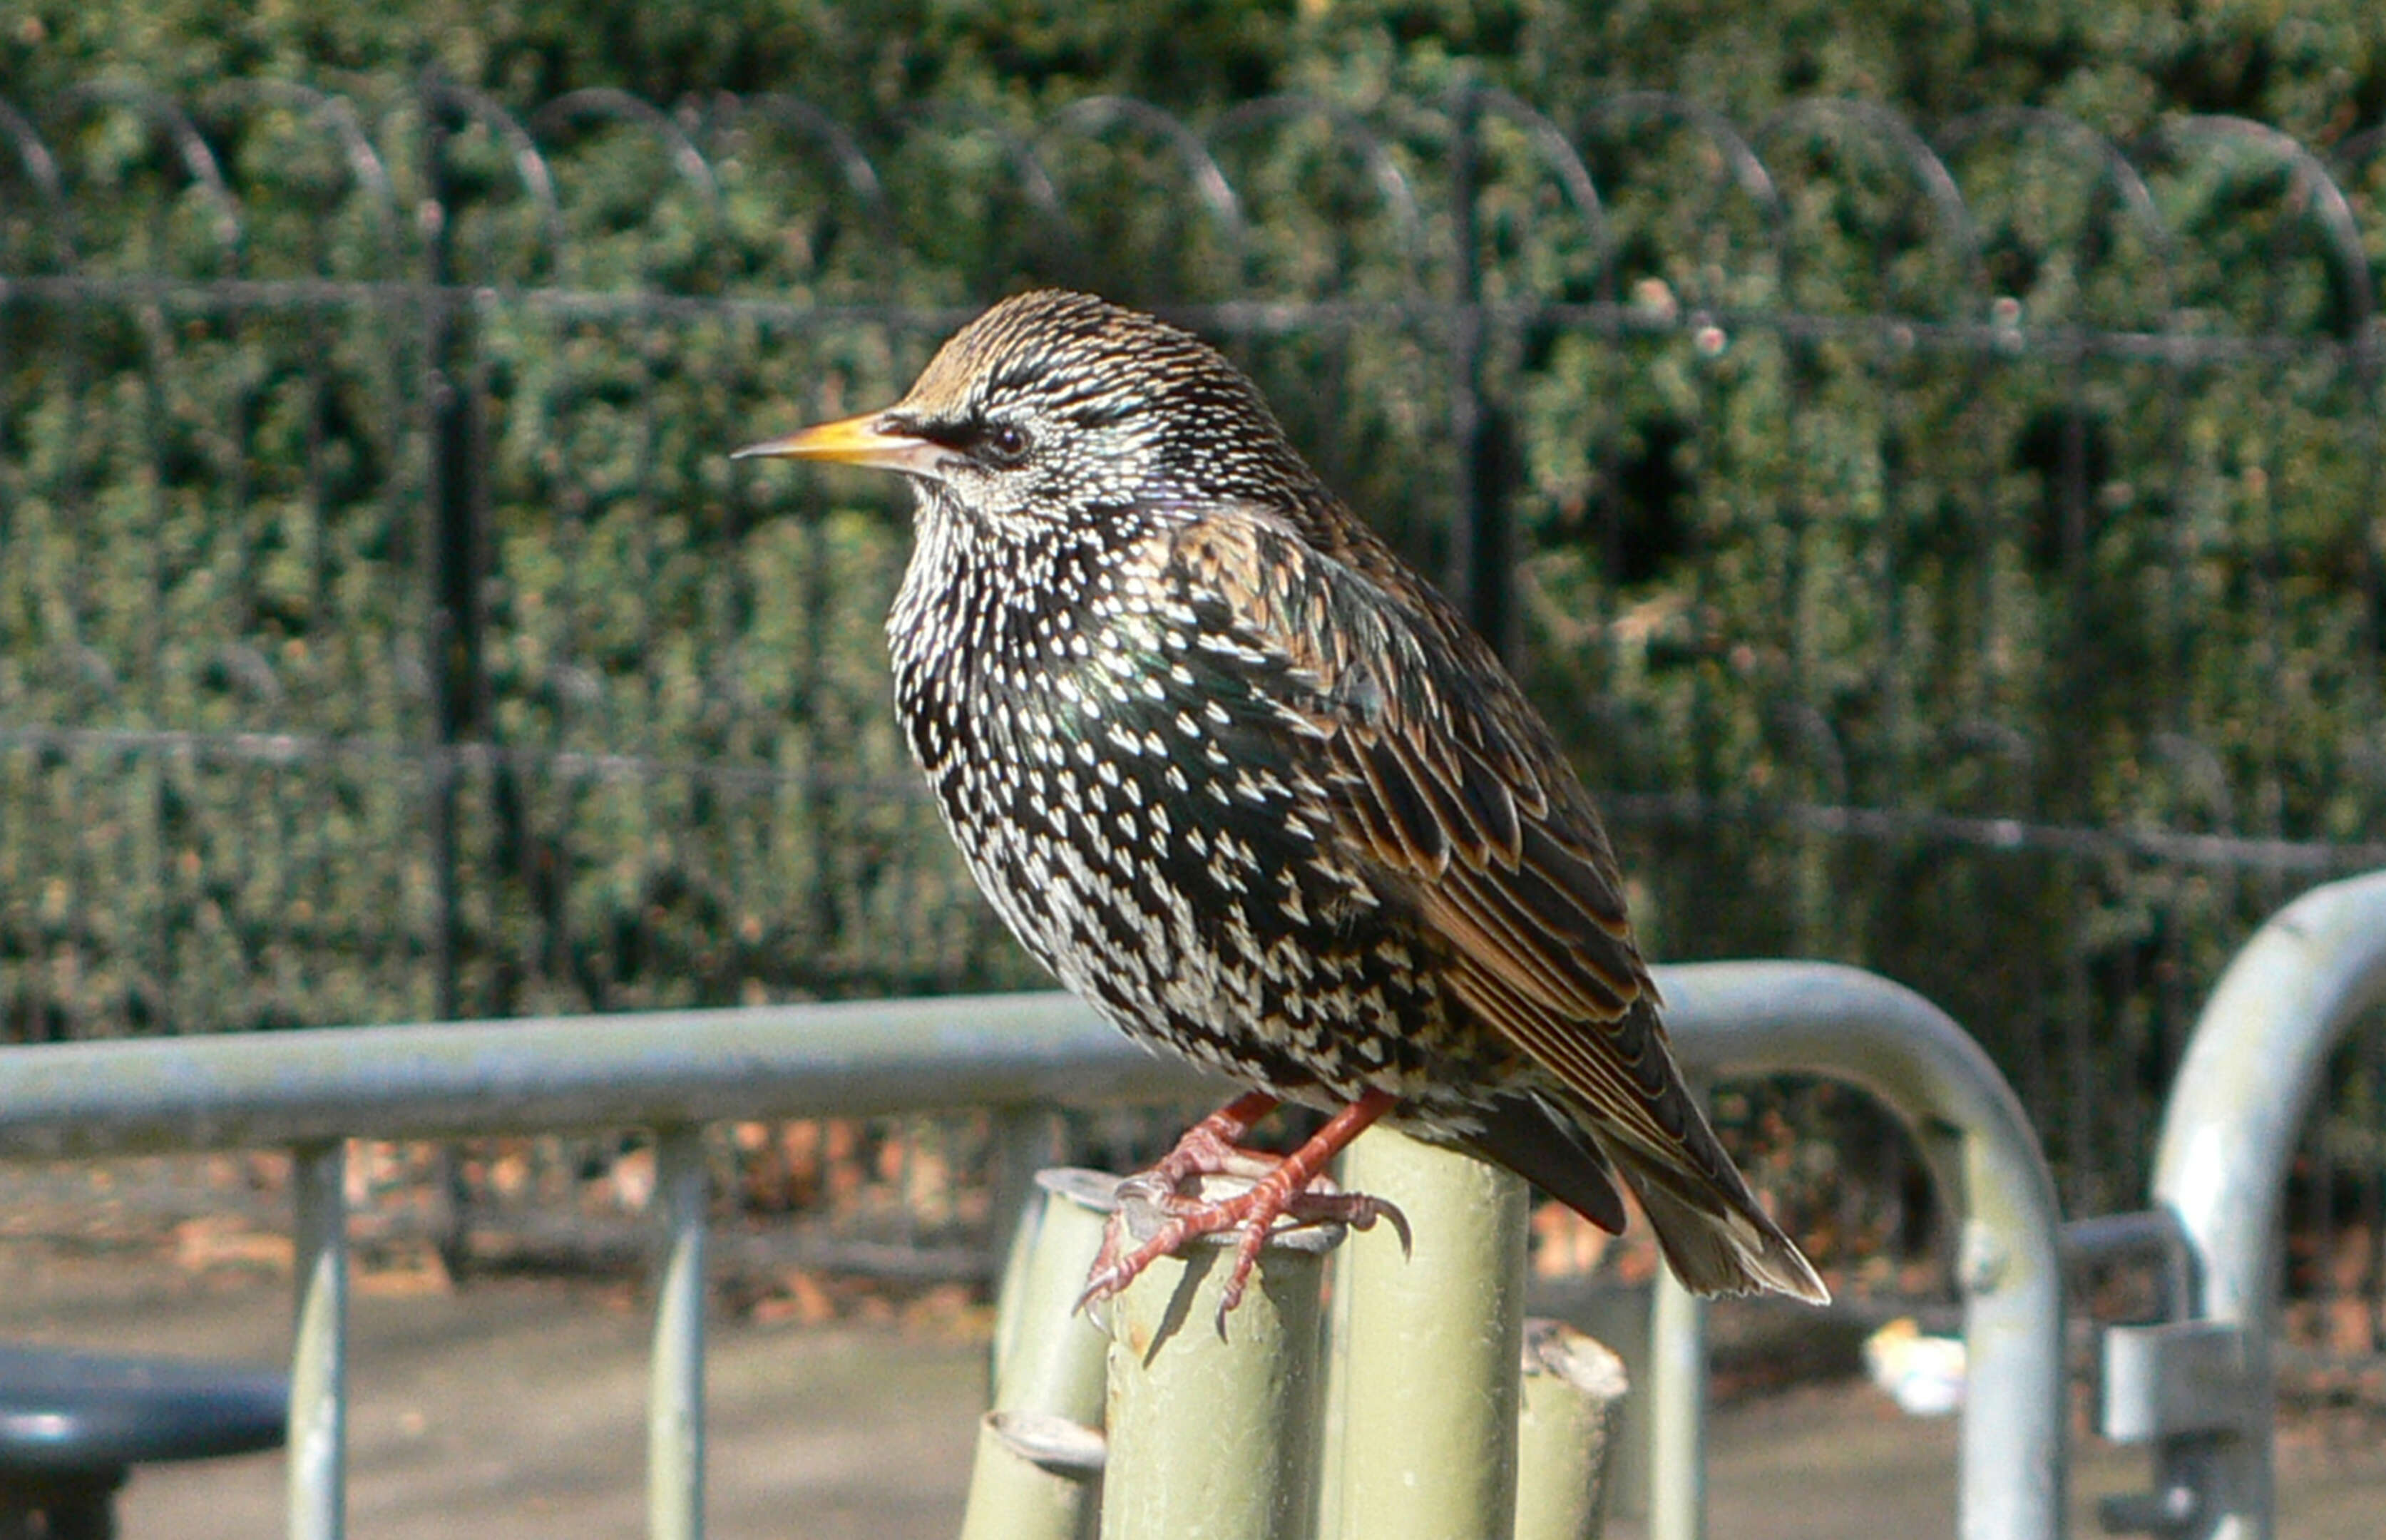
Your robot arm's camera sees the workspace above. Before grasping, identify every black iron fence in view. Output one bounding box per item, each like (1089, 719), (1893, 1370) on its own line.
(1, 81), (2383, 1329)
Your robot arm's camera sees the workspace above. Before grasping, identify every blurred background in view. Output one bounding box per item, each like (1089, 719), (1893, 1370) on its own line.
(1, 0), (2385, 1494)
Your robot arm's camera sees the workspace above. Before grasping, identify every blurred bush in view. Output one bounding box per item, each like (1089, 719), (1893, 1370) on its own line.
(1, 11), (2383, 1236)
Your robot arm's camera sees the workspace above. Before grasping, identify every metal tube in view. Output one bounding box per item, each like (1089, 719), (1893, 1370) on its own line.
(2142, 869), (2386, 1540)
(962, 1168), (1117, 1540)
(1645, 1270), (1706, 1540)
(1514, 1320), (1627, 1540)
(648, 1126), (707, 1540)
(287, 1140), (348, 1540)
(1321, 1126), (1528, 1540)
(1659, 962), (2067, 1540)
(1099, 1184), (1340, 1540)
(0, 992), (1226, 1157)
(0, 967), (2057, 1539)
(1645, 1078), (1713, 1540)
(989, 1107), (1070, 1386)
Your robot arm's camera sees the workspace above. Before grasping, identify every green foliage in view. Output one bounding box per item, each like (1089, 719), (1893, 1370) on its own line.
(2, 12), (2385, 1208)
(9, 1), (2386, 146)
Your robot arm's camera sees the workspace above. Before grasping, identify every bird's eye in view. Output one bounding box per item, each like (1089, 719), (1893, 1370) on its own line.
(982, 422), (1033, 466)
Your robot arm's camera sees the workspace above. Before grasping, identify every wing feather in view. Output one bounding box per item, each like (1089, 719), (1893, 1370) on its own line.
(1162, 511), (1670, 1115)
(1155, 505), (1828, 1303)
(1435, 949), (1689, 1162)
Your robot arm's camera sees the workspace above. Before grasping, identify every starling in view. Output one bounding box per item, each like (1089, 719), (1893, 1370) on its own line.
(736, 290), (1827, 1312)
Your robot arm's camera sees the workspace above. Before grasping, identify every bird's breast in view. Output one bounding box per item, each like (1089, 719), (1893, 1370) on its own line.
(883, 529), (1501, 1105)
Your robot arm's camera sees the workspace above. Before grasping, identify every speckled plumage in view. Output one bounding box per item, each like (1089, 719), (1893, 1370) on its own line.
(742, 290), (1826, 1305)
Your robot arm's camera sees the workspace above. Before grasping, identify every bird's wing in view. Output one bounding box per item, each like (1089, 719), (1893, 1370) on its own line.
(1162, 510), (1696, 1164)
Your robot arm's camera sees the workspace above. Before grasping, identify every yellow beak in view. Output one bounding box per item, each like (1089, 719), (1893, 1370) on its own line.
(731, 412), (946, 476)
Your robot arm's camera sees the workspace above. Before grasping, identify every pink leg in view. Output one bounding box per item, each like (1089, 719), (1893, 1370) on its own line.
(1080, 1091), (1278, 1300)
(1149, 1089), (1283, 1185)
(1080, 1090), (1410, 1325)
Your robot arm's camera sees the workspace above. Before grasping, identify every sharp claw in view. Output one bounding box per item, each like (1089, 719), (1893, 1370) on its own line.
(1276, 1191), (1410, 1258)
(1213, 1231), (1264, 1338)
(1075, 1266), (1120, 1315)
(1075, 1236), (1135, 1313)
(1075, 1092), (1403, 1322)
(1076, 1212), (1128, 1313)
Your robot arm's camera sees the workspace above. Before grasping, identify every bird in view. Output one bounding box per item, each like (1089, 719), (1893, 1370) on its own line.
(735, 289), (1828, 1315)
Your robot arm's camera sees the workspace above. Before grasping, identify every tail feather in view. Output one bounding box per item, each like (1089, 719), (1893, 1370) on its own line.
(1611, 1145), (1831, 1305)
(1455, 1089), (1830, 1306)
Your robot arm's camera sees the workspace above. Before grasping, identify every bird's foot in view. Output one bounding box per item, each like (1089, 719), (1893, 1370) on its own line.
(1142, 1089), (1286, 1187)
(1073, 1087), (1286, 1308)
(1079, 1169), (1412, 1319)
(1077, 1089), (1405, 1330)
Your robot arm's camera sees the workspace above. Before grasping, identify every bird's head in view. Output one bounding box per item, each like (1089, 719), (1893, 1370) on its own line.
(734, 290), (1314, 537)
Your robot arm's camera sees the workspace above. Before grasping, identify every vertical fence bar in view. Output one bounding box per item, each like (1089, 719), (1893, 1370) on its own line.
(417, 92), (472, 1030)
(2121, 871), (2386, 1540)
(962, 1168), (1116, 1540)
(1515, 1320), (1628, 1540)
(1099, 1186), (1340, 1540)
(988, 1105), (1069, 1367)
(287, 1140), (349, 1540)
(1321, 1127), (1530, 1540)
(1644, 1269), (1706, 1540)
(1643, 1076), (1716, 1540)
(649, 1126), (708, 1540)
(1443, 80), (1514, 664)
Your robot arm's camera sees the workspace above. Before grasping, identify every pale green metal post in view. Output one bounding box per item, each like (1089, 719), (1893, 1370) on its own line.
(989, 1108), (1070, 1388)
(1515, 1320), (1628, 1540)
(649, 1126), (707, 1540)
(1321, 1126), (1530, 1540)
(1100, 1184), (1341, 1540)
(288, 1141), (348, 1540)
(1644, 1269), (1706, 1540)
(962, 1169), (1117, 1540)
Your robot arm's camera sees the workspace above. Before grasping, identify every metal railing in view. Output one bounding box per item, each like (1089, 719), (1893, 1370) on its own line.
(1651, 964), (2066, 1540)
(0, 992), (1218, 1540)
(12, 881), (2382, 1538)
(0, 962), (2064, 1539)
(2095, 869), (2386, 1540)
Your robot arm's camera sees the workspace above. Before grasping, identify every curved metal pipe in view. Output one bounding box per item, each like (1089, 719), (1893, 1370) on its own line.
(1661, 962), (2067, 1540)
(0, 964), (2064, 1539)
(2140, 869), (2386, 1540)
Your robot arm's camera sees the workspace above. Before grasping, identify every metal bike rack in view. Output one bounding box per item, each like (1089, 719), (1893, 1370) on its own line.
(0, 963), (2065, 1540)
(1654, 963), (2068, 1540)
(2094, 870), (2386, 1540)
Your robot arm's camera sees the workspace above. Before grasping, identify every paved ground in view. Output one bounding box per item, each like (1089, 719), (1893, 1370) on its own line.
(5, 1276), (983, 1539)
(1, 1179), (2381, 1537)
(1694, 1380), (2386, 1540)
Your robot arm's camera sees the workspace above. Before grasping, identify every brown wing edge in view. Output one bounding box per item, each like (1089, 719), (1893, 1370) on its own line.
(1448, 963), (1831, 1305)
